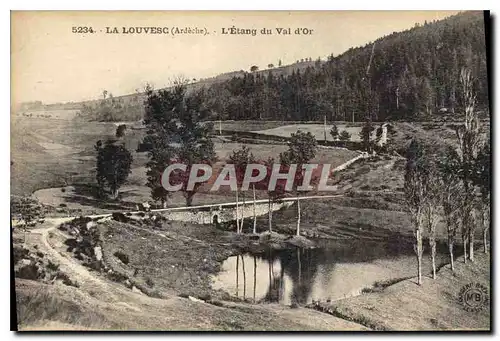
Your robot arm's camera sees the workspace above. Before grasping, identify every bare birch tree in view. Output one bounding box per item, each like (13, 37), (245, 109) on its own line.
(404, 139), (426, 285)
(454, 67), (482, 262)
(481, 202), (490, 254)
(424, 163), (441, 279)
(229, 146), (255, 234)
(264, 157), (286, 234)
(252, 183), (257, 234)
(438, 146), (463, 272)
(474, 137), (491, 253)
(279, 131), (317, 236)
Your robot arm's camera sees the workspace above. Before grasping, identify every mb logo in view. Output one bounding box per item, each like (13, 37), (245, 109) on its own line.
(458, 282), (489, 312)
(467, 291), (482, 302)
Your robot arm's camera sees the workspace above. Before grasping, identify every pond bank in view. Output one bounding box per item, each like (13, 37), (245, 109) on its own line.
(307, 253), (490, 331)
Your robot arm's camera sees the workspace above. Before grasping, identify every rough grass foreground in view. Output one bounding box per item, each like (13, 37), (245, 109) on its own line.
(309, 253), (490, 331)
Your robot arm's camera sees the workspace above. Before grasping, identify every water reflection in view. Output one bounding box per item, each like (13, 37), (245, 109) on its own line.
(213, 240), (452, 305)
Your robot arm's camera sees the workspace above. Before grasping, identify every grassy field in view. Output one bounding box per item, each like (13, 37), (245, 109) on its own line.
(11, 113), (147, 195)
(11, 115), (126, 195)
(212, 121), (293, 132)
(26, 126), (359, 212)
(254, 123), (369, 142)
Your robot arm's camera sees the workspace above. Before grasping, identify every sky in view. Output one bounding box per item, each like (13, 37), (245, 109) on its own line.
(11, 10), (461, 104)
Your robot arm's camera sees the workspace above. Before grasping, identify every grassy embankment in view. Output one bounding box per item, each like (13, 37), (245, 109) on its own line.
(309, 253), (490, 331)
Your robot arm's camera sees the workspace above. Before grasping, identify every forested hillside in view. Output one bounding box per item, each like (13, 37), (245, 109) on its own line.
(76, 11), (489, 122)
(204, 11), (488, 122)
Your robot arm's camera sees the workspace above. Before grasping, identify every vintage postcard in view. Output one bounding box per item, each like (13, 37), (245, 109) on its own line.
(11, 10), (491, 331)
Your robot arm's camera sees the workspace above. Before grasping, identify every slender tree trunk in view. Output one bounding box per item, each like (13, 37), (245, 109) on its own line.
(468, 208), (475, 262)
(235, 190), (240, 233)
(417, 255), (422, 285)
(252, 184), (257, 234)
(279, 265), (285, 302)
(416, 227), (423, 285)
(481, 210), (488, 255)
(445, 212), (456, 272)
(449, 241), (455, 272)
(268, 257), (272, 292)
(483, 228), (488, 254)
(296, 196), (301, 236)
(268, 199), (273, 233)
(297, 248), (302, 285)
(186, 192), (194, 207)
(253, 256), (257, 303)
(463, 234), (468, 264)
(430, 240), (437, 279)
(469, 226), (475, 262)
(240, 193), (246, 233)
(236, 255), (239, 297)
(428, 209), (437, 280)
(241, 255), (246, 299)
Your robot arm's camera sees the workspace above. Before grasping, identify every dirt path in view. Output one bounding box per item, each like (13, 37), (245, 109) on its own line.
(30, 221), (122, 302)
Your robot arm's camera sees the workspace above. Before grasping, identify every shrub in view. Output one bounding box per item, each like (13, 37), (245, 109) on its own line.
(56, 272), (79, 287)
(339, 130), (351, 141)
(114, 250), (130, 265)
(13, 246), (29, 264)
(16, 263), (42, 280)
(330, 124), (339, 140)
(112, 212), (129, 223)
(107, 270), (128, 283)
(46, 260), (60, 272)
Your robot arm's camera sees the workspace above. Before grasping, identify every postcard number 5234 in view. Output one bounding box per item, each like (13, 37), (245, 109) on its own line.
(72, 27), (95, 34)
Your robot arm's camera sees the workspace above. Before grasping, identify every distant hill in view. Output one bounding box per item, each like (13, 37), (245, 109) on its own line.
(58, 58), (321, 121)
(38, 60), (317, 113)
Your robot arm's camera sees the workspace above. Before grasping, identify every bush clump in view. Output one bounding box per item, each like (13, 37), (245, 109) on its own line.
(112, 212), (130, 223)
(113, 250), (130, 265)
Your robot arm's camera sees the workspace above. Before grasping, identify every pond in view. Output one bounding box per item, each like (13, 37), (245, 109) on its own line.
(212, 238), (452, 305)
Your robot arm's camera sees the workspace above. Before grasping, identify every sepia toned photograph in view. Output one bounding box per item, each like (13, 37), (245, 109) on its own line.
(10, 10), (491, 331)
